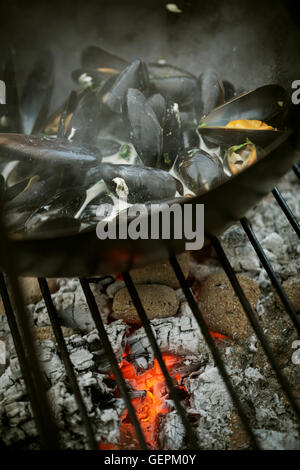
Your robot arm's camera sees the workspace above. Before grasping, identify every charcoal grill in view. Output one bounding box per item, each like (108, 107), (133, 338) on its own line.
(0, 0), (299, 450)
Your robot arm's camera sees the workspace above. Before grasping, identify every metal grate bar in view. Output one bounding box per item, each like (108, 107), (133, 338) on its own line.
(0, 273), (60, 449)
(272, 187), (300, 238)
(293, 163), (300, 180)
(38, 277), (97, 450)
(79, 278), (148, 450)
(210, 236), (300, 424)
(169, 254), (260, 450)
(240, 217), (300, 334)
(122, 271), (200, 450)
(0, 213), (60, 449)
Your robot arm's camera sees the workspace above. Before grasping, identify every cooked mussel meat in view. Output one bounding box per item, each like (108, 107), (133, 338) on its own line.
(224, 140), (258, 175)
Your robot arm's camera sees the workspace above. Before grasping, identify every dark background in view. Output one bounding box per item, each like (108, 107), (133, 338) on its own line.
(1, 0), (300, 113)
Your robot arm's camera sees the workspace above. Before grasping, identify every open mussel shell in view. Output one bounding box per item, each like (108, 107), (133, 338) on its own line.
(100, 163), (177, 204)
(174, 148), (224, 195)
(198, 84), (289, 148)
(199, 126), (285, 149)
(199, 84), (288, 126)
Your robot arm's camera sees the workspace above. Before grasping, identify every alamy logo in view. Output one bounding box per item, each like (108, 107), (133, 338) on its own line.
(96, 198), (205, 251)
(0, 80), (6, 105)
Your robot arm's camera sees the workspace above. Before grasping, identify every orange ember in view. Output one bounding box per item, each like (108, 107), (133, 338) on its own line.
(99, 334), (227, 450)
(99, 353), (185, 449)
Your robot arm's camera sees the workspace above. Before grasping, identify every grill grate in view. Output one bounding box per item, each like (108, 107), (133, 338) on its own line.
(0, 165), (299, 450)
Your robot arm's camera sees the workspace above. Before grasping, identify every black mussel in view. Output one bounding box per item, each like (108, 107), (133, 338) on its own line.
(4, 175), (40, 202)
(0, 134), (101, 166)
(4, 211), (32, 234)
(65, 88), (102, 145)
(81, 46), (128, 72)
(43, 92), (79, 136)
(21, 50), (54, 135)
(126, 88), (162, 167)
(147, 93), (166, 127)
(174, 148), (224, 195)
(107, 59), (149, 114)
(148, 62), (196, 80)
(4, 175), (58, 213)
(24, 187), (86, 233)
(100, 163), (177, 203)
(197, 85), (289, 148)
(196, 69), (225, 119)
(160, 100), (183, 170)
(80, 192), (114, 224)
(150, 75), (198, 108)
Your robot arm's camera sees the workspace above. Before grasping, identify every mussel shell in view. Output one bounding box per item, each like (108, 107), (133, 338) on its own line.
(80, 193), (114, 224)
(65, 88), (102, 145)
(20, 49), (54, 135)
(160, 100), (182, 169)
(199, 126), (285, 149)
(150, 75), (198, 107)
(24, 187), (86, 233)
(147, 93), (166, 127)
(4, 175), (59, 213)
(107, 59), (149, 114)
(174, 148), (224, 195)
(199, 84), (288, 127)
(148, 62), (196, 79)
(196, 69), (225, 119)
(0, 134), (102, 166)
(126, 88), (162, 168)
(198, 84), (289, 149)
(80, 45), (128, 71)
(100, 163), (177, 204)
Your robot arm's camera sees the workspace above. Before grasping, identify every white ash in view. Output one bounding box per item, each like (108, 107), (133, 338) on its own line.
(0, 321), (127, 449)
(127, 302), (212, 374)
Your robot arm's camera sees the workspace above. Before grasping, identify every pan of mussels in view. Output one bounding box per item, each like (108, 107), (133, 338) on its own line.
(0, 42), (298, 276)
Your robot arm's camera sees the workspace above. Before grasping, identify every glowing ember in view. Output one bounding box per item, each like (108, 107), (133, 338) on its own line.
(99, 353), (185, 449)
(99, 333), (227, 450)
